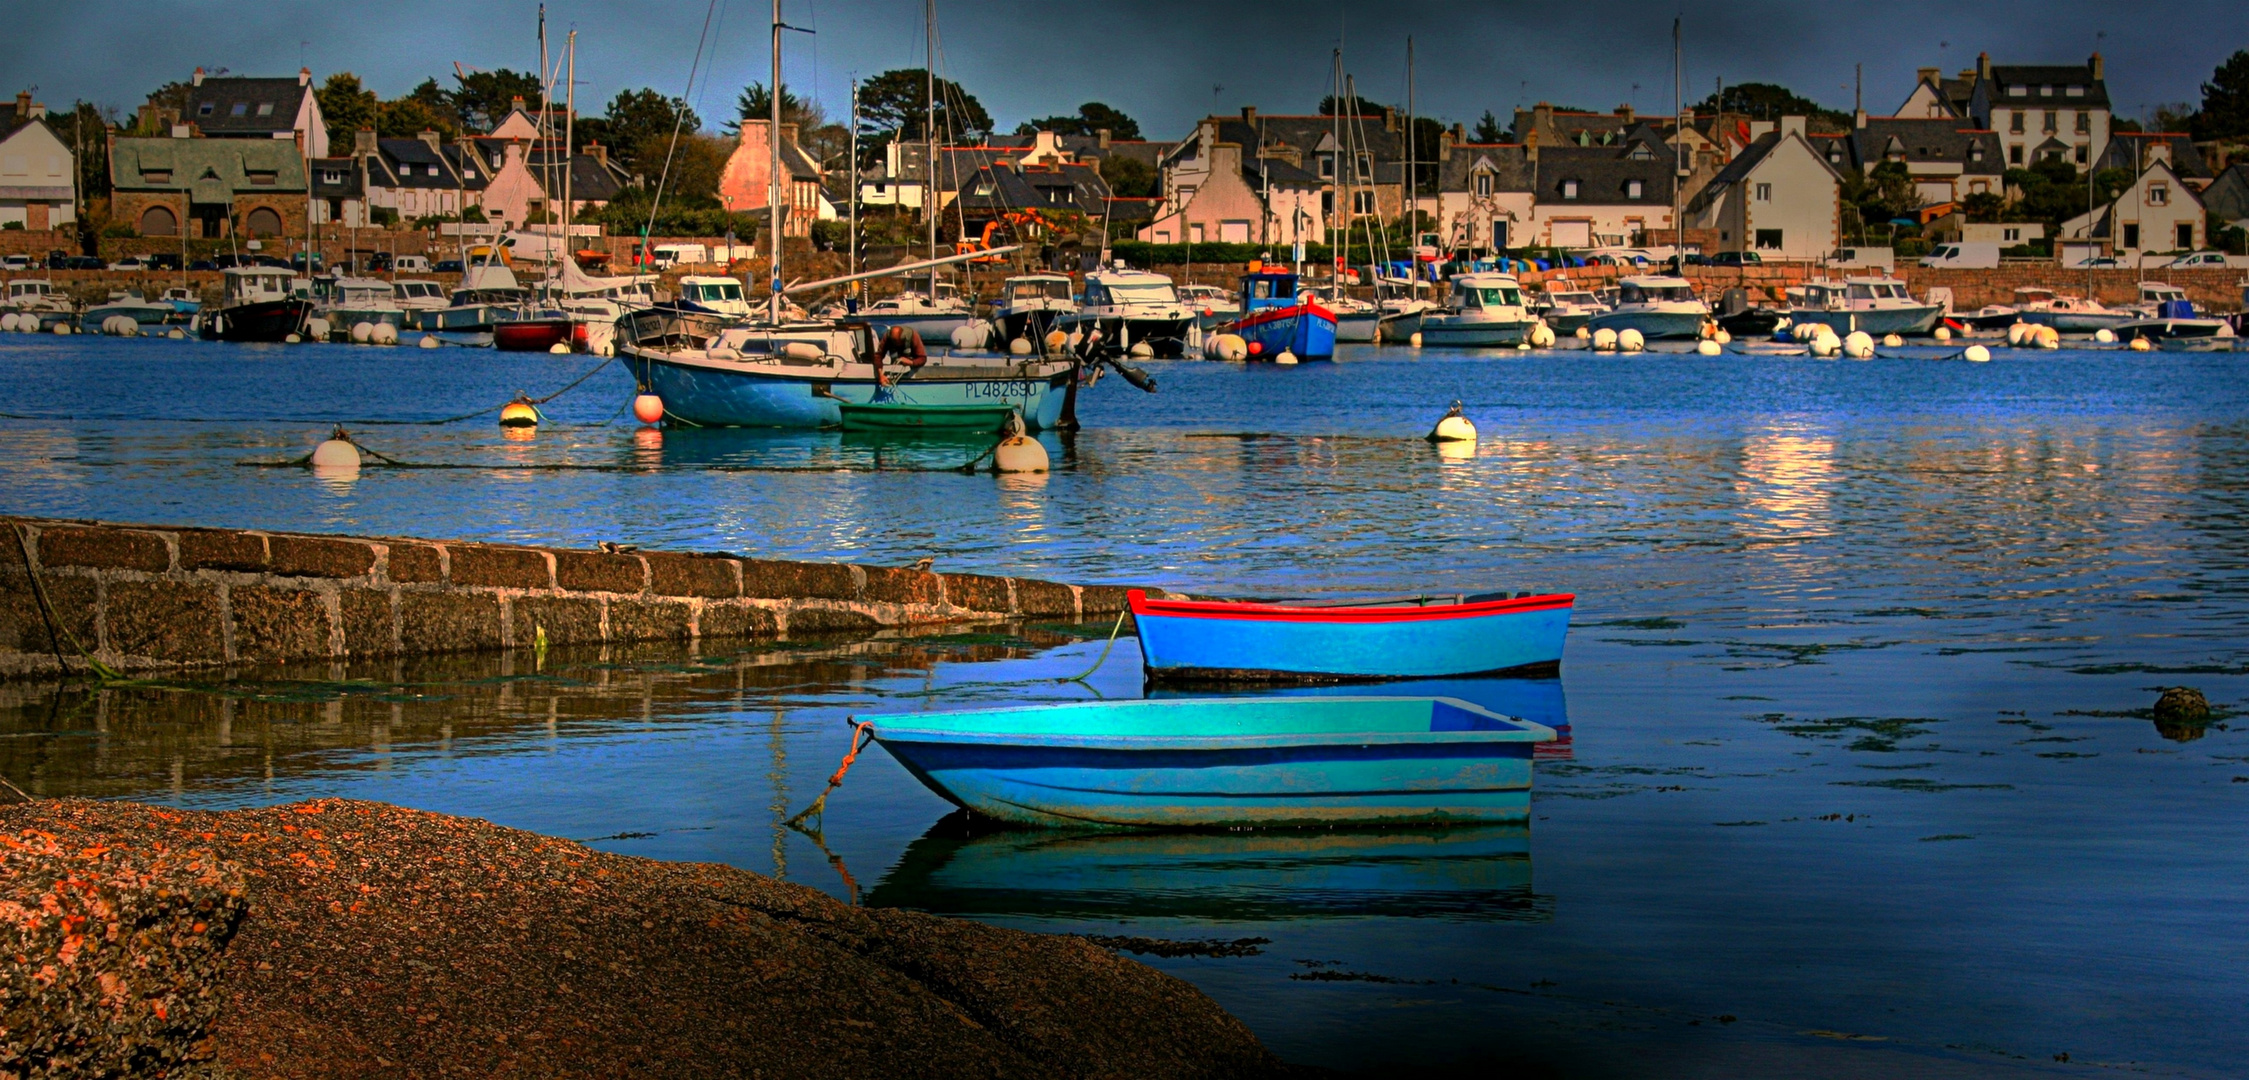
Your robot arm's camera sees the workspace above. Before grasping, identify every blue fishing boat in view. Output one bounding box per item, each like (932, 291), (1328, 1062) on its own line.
(1128, 589), (1572, 685)
(1217, 270), (1337, 360)
(864, 696), (1555, 827)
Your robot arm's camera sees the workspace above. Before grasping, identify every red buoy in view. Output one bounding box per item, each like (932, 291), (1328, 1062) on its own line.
(1247, 341), (1264, 356)
(633, 394), (665, 424)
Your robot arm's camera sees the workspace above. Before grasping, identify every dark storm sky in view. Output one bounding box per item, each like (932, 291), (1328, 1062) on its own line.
(8, 0), (2243, 139)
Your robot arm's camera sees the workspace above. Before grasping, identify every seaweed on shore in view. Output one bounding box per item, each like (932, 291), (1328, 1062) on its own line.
(1081, 935), (1270, 958)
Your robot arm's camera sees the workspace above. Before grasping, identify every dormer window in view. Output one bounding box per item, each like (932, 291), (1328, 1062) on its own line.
(257, 102), (274, 116)
(197, 102), (214, 116)
(1971, 143), (1984, 162)
(247, 170), (277, 186)
(2039, 85), (2054, 96)
(1473, 171), (1493, 196)
(141, 169), (171, 183)
(1629, 144), (1653, 160)
(2066, 85), (2084, 97)
(322, 170), (343, 184)
(230, 102), (248, 116)
(2149, 185), (2168, 206)
(2009, 85), (2028, 97)
(1357, 153), (1371, 179)
(1319, 154), (1333, 178)
(1626, 179), (1644, 198)
(1560, 179), (1580, 199)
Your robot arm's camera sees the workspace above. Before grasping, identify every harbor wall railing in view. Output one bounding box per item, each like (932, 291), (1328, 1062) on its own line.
(0, 517), (1157, 680)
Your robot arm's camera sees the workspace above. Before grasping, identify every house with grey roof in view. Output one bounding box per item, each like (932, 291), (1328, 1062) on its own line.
(1524, 132), (1680, 249)
(0, 91), (73, 232)
(2059, 156), (2207, 259)
(179, 67), (328, 158)
(109, 132), (307, 240)
(1687, 117), (1842, 260)
(1433, 139), (1533, 252)
(307, 156), (364, 228)
(1957, 53), (2111, 169)
(352, 130), (487, 224)
(1838, 117), (2007, 207)
(2203, 162), (2249, 229)
(2095, 133), (2210, 182)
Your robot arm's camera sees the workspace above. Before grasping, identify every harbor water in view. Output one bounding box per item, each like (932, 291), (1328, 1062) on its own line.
(2, 334), (2246, 1076)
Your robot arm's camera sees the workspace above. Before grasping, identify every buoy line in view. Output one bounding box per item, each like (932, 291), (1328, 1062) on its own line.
(0, 357), (618, 428)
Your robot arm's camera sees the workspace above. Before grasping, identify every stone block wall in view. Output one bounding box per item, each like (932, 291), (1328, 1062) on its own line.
(0, 517), (1154, 680)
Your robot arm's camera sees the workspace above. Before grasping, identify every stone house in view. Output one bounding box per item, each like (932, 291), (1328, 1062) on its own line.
(1432, 140), (1534, 252)
(1686, 117), (1842, 260)
(109, 132), (306, 239)
(1144, 108), (1417, 244)
(0, 92), (74, 231)
(1945, 53), (2112, 169)
(2059, 155), (2206, 257)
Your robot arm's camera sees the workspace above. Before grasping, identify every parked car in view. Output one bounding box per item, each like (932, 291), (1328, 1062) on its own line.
(2066, 254), (2123, 268)
(44, 251), (70, 269)
(0, 254), (29, 271)
(1709, 251), (1762, 268)
(146, 253), (182, 271)
(107, 255), (152, 272)
(361, 252), (394, 272)
(393, 255), (431, 273)
(433, 259), (464, 274)
(62, 255), (104, 270)
(2157, 250), (2249, 270)
(188, 260), (218, 272)
(1920, 242), (2001, 269)
(1822, 246), (1896, 271)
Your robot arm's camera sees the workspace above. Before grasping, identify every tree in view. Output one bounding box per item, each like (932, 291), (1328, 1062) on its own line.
(733, 82), (823, 133)
(449, 68), (543, 132)
(379, 93), (456, 139)
(1099, 154), (1156, 198)
(1017, 102), (1141, 140)
(856, 69), (991, 143)
(1319, 94), (1387, 117)
(585, 89), (702, 177)
(1694, 82), (1849, 128)
(2193, 50), (2249, 140)
(317, 72), (379, 149)
(1470, 110), (1506, 143)
(57, 102), (114, 199)
(1960, 190), (2005, 222)
(2150, 102), (2198, 133)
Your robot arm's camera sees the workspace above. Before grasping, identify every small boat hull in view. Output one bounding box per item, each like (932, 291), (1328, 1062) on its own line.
(1332, 311), (1382, 343)
(1407, 312), (1532, 347)
(626, 350), (1072, 430)
(867, 696), (1556, 827)
(199, 299), (311, 343)
(1224, 302), (1338, 360)
(1787, 304), (1942, 336)
(860, 313), (973, 341)
(1129, 589), (1572, 683)
(1063, 314), (1198, 358)
(2018, 309), (2135, 333)
(493, 319), (573, 352)
(1585, 308), (1708, 341)
(2116, 317), (2227, 341)
(837, 401), (1017, 432)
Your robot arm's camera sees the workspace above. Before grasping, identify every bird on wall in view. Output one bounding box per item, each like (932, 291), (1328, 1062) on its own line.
(909, 556), (935, 573)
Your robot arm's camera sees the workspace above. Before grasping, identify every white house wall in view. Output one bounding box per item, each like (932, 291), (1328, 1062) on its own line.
(0, 122), (76, 228)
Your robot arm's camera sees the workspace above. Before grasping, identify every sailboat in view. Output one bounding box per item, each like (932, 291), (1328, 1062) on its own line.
(615, 0), (1082, 429)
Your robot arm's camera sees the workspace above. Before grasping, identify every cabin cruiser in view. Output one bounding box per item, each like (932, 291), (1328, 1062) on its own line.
(417, 264), (566, 348)
(1786, 277), (1942, 336)
(675, 276), (755, 319)
(1177, 283), (1243, 332)
(1585, 275), (1710, 341)
(2013, 288), (2134, 333)
(858, 281), (975, 340)
(1530, 279), (1610, 335)
(990, 274), (1080, 344)
(311, 277), (410, 340)
(2116, 283), (2231, 342)
(390, 279), (450, 316)
(199, 266), (311, 342)
(1392, 272), (1532, 347)
(542, 261), (662, 355)
(1058, 269), (1198, 357)
(3, 279), (75, 330)
(1217, 270), (1336, 360)
(79, 290), (181, 331)
(1710, 287), (1780, 337)
(616, 306), (1079, 429)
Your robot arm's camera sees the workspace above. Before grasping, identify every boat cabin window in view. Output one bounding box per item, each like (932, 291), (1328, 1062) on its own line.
(1103, 280), (1177, 304)
(1551, 291), (1595, 305)
(1011, 279), (1073, 301)
(1244, 274), (1298, 300)
(1847, 283), (1876, 301)
(686, 281), (745, 303)
(1455, 283), (1522, 308)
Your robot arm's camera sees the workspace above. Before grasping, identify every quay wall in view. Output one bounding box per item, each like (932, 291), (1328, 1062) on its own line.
(0, 516), (1158, 680)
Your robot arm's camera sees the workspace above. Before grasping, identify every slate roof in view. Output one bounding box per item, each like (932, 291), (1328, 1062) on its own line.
(2203, 162), (2249, 223)
(952, 161), (1108, 216)
(1983, 65), (2110, 110)
(184, 77), (310, 137)
(1688, 131), (1842, 212)
(527, 149), (635, 202)
(110, 136), (307, 194)
(1437, 144), (1533, 194)
(1103, 197), (1160, 224)
(1533, 144), (1676, 205)
(307, 157), (361, 199)
(366, 138), (482, 191)
(1843, 119), (2005, 175)
(2094, 133), (2210, 180)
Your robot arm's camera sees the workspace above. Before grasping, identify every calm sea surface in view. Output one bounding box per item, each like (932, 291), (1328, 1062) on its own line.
(3, 335), (2247, 1077)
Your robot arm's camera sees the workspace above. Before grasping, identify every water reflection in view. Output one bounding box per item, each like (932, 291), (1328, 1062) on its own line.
(867, 812), (1545, 923)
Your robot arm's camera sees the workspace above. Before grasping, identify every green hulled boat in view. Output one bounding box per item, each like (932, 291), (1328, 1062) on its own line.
(836, 401), (1017, 433)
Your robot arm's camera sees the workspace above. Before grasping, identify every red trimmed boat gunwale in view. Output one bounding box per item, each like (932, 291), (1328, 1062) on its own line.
(1225, 301), (1337, 333)
(1127, 588), (1574, 624)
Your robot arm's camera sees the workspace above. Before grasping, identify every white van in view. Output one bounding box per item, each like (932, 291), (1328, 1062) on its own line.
(1919, 242), (2000, 269)
(393, 255), (431, 273)
(1824, 247), (1896, 271)
(650, 243), (710, 269)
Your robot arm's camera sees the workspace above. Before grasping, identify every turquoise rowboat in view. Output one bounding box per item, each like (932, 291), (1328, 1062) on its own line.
(864, 696), (1555, 828)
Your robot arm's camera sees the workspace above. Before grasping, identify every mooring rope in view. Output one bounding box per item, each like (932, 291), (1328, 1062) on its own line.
(783, 720), (876, 828)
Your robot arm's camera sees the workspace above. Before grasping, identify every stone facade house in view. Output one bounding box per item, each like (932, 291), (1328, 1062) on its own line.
(1686, 117), (1842, 260)
(355, 130), (488, 223)
(0, 92), (74, 231)
(1433, 140), (1534, 252)
(109, 133), (306, 239)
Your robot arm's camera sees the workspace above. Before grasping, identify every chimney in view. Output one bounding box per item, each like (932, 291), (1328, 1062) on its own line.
(298, 67), (311, 87)
(354, 127), (376, 157)
(418, 128), (442, 155)
(1525, 125), (1539, 166)
(12, 91), (26, 119)
(192, 66), (205, 87)
(587, 140), (607, 168)
(1780, 115), (1807, 140)
(1096, 128), (1111, 149)
(1977, 52), (1991, 81)
(2089, 52), (2104, 82)
(1241, 106), (1256, 125)
(1917, 67), (1939, 86)
(1855, 109), (1868, 129)
(27, 102), (44, 120)
(1452, 122), (1464, 141)
(1617, 104), (1635, 122)
(1383, 106), (1399, 133)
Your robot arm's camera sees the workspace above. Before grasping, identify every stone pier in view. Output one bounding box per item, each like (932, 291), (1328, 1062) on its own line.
(0, 517), (1159, 679)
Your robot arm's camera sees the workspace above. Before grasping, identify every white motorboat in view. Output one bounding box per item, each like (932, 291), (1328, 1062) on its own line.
(1531, 279), (1609, 335)
(1309, 284), (1382, 343)
(1057, 269), (1198, 357)
(991, 274), (1081, 344)
(312, 276), (411, 339)
(676, 275), (756, 320)
(391, 279), (451, 316)
(78, 290), (181, 331)
(858, 281), (976, 340)
(1585, 275), (1710, 340)
(4, 278), (75, 330)
(1787, 277), (1943, 336)
(1392, 272), (1532, 347)
(2014, 289), (2135, 333)
(1177, 284), (1243, 333)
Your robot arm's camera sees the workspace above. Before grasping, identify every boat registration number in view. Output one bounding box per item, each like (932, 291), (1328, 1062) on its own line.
(964, 380), (1035, 400)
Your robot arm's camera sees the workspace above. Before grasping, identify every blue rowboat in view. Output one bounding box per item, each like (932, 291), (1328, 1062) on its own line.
(1128, 589), (1572, 685)
(864, 695), (1555, 828)
(1218, 270), (1337, 360)
(866, 813), (1542, 921)
(1152, 675), (1572, 760)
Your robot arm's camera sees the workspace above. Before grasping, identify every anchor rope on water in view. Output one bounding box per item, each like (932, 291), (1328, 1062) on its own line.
(1056, 609), (1129, 683)
(783, 720), (877, 828)
(9, 523), (124, 682)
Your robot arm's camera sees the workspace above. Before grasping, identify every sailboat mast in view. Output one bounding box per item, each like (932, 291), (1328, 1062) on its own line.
(849, 79), (859, 282)
(564, 30), (575, 277)
(1406, 36), (1415, 244)
(1673, 17), (1684, 258)
(925, 0), (938, 285)
(1329, 49), (1341, 283)
(769, 0), (785, 322)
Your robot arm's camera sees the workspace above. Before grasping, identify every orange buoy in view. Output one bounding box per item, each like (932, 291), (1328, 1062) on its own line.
(1247, 340), (1264, 356)
(633, 393), (665, 424)
(499, 397), (540, 427)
